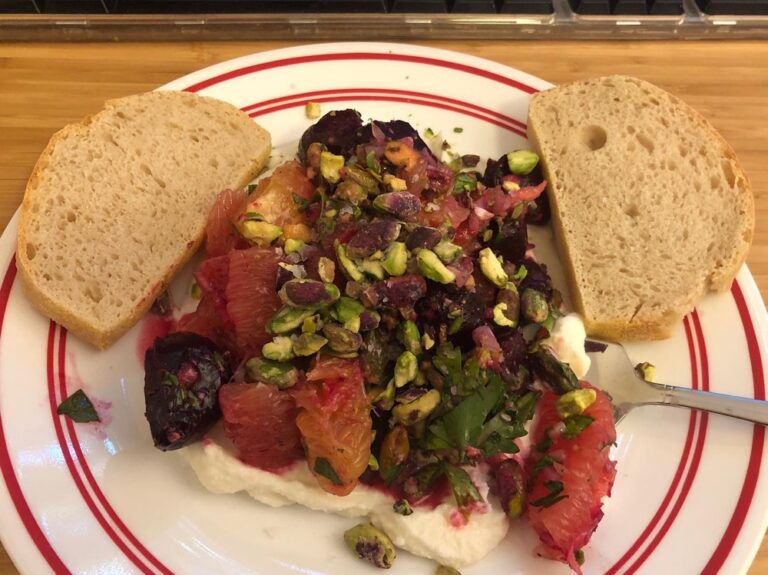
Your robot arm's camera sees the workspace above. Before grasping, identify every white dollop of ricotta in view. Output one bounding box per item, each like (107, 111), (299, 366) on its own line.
(184, 440), (509, 569)
(540, 313), (591, 379)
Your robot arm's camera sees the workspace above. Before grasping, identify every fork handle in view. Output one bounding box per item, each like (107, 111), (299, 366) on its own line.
(651, 383), (768, 426)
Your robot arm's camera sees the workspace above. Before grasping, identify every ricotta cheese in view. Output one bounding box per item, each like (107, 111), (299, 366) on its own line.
(185, 439), (508, 569)
(541, 313), (591, 379)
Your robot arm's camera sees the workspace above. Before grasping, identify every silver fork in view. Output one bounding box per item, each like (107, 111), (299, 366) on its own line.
(584, 340), (768, 425)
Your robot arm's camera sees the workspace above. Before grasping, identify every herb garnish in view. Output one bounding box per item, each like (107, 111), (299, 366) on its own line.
(444, 464), (482, 508)
(314, 457), (343, 485)
(57, 389), (100, 423)
(530, 480), (568, 508)
(562, 414), (594, 439)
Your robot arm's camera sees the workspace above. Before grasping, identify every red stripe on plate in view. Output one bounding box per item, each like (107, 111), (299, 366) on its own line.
(240, 87), (527, 130)
(0, 258), (71, 574)
(605, 316), (702, 574)
(700, 281), (766, 573)
(47, 324), (156, 575)
(622, 315), (710, 573)
(57, 329), (174, 575)
(248, 94), (526, 137)
(183, 52), (539, 95)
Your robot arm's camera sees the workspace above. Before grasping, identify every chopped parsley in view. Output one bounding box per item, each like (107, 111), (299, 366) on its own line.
(57, 389), (100, 423)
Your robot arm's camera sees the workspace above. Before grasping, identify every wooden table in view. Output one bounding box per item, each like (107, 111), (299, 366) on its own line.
(0, 40), (765, 574)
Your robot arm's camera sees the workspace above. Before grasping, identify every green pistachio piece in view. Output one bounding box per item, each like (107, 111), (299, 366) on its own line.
(360, 259), (386, 280)
(555, 388), (597, 419)
(317, 256), (336, 283)
(335, 241), (364, 282)
(262, 336), (295, 361)
(495, 284), (520, 328)
(320, 151), (345, 183)
(400, 320), (422, 355)
(382, 242), (408, 276)
(393, 499), (413, 516)
(268, 306), (314, 334)
(433, 240), (462, 264)
(333, 296), (365, 324)
(634, 362), (656, 381)
(302, 314), (322, 334)
(241, 221), (282, 244)
(521, 289), (549, 324)
(343, 523), (396, 569)
(245, 357), (298, 389)
(323, 323), (363, 354)
(392, 389), (441, 425)
(478, 247), (508, 287)
(421, 332), (435, 351)
(394, 351), (418, 388)
(292, 333), (328, 356)
(284, 238), (306, 254)
(493, 303), (515, 327)
(506, 149), (539, 175)
(416, 249), (456, 284)
(435, 567), (462, 575)
(305, 101), (321, 119)
(374, 378), (396, 411)
(279, 279), (340, 309)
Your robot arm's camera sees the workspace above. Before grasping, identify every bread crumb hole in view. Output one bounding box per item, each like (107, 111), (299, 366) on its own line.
(624, 204), (639, 218)
(209, 158), (219, 169)
(25, 243), (36, 260)
(710, 175), (721, 190)
(721, 160), (736, 188)
(579, 125), (607, 151)
(85, 285), (104, 303)
(666, 159), (677, 171)
(635, 133), (655, 154)
(627, 126), (636, 135)
(66, 211), (77, 223)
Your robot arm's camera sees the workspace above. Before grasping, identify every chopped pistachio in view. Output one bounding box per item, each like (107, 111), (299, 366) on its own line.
(302, 314), (322, 334)
(556, 388), (597, 419)
(190, 281), (202, 300)
(383, 173), (408, 192)
(393, 499), (413, 516)
(360, 259), (386, 280)
(343, 523), (396, 569)
(635, 362), (656, 381)
(422, 332), (435, 351)
(323, 323), (362, 354)
(417, 249), (456, 284)
(493, 303), (516, 327)
(279, 279), (340, 309)
(502, 180), (521, 192)
(394, 351), (418, 388)
(506, 150), (539, 175)
(320, 151), (345, 183)
(284, 238), (306, 254)
(400, 320), (422, 355)
(521, 289), (549, 324)
(436, 566), (462, 575)
(344, 316), (362, 333)
(482, 229), (493, 242)
(368, 454), (380, 471)
(333, 296), (365, 324)
(382, 242), (408, 276)
(292, 333), (328, 356)
(305, 101), (321, 119)
(245, 357), (298, 389)
(335, 241), (364, 282)
(268, 306), (314, 334)
(433, 240), (462, 264)
(317, 256), (336, 283)
(241, 220), (282, 244)
(262, 336), (295, 361)
(374, 378), (396, 411)
(392, 389), (441, 425)
(478, 247), (508, 287)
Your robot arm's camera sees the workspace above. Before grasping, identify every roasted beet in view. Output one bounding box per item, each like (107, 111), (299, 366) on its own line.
(365, 119), (434, 158)
(519, 259), (553, 299)
(492, 218), (528, 264)
(144, 332), (232, 451)
(298, 109), (366, 162)
(364, 275), (427, 309)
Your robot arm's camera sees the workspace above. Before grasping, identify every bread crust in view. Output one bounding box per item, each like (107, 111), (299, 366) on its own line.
(16, 91), (271, 349)
(528, 75), (754, 341)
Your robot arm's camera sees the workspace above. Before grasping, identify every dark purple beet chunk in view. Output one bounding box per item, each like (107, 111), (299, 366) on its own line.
(144, 332), (232, 451)
(492, 218), (528, 264)
(298, 109), (366, 162)
(519, 259), (553, 299)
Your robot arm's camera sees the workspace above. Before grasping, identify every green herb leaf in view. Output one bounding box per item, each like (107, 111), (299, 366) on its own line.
(380, 463), (404, 486)
(243, 211), (264, 221)
(515, 391), (539, 423)
(453, 127), (464, 134)
(531, 454), (555, 478)
(512, 264), (528, 282)
(430, 378), (504, 451)
(562, 414), (594, 439)
(452, 173), (477, 195)
(444, 464), (482, 508)
(392, 499), (413, 516)
(314, 457), (343, 485)
(530, 480), (568, 508)
(534, 433), (553, 453)
(57, 389), (100, 423)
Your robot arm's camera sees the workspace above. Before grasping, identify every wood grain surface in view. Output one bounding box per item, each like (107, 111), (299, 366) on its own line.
(0, 40), (765, 574)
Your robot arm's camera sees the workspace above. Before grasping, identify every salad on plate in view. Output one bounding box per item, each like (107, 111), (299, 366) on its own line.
(142, 108), (617, 573)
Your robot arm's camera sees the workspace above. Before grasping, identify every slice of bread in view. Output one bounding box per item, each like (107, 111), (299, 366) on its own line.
(17, 90), (271, 349)
(528, 75), (754, 341)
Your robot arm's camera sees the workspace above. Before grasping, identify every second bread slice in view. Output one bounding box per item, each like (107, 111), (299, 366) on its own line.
(528, 75), (754, 340)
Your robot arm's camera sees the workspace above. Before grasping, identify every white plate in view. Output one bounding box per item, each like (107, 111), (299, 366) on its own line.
(0, 42), (766, 575)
